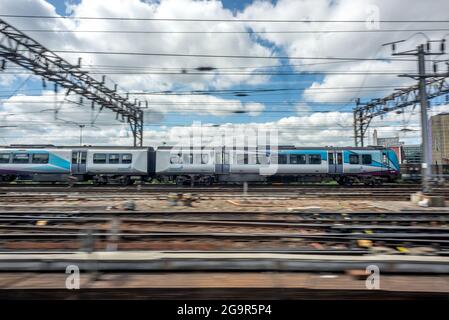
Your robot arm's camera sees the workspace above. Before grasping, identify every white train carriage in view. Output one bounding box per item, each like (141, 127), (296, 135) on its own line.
(153, 145), (399, 185)
(155, 146), (215, 184)
(76, 147), (154, 184)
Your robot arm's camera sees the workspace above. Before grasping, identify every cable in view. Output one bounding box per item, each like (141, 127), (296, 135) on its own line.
(22, 49), (416, 62)
(0, 85), (413, 95)
(2, 14), (448, 23)
(80, 60), (386, 70)
(18, 28), (449, 34)
(0, 71), (419, 76)
(1, 74), (33, 99)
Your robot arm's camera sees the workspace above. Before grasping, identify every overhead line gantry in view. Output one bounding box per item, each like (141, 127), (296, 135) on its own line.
(0, 18), (144, 146)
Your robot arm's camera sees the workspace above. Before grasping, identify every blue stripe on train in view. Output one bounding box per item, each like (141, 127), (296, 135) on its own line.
(9, 151), (71, 172)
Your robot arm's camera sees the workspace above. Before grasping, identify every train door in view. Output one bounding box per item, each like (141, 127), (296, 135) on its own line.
(381, 151), (388, 175)
(214, 147), (230, 174)
(71, 150), (87, 175)
(328, 152), (336, 174)
(336, 151), (343, 174)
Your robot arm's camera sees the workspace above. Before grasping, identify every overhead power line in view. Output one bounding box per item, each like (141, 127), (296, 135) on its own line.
(0, 71), (419, 76)
(18, 28), (449, 34)
(1, 14), (448, 23)
(33, 49), (418, 62)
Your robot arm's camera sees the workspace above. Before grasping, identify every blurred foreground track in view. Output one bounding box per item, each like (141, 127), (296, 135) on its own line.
(0, 252), (449, 299)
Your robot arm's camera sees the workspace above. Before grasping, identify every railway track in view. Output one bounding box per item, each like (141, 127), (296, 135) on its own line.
(0, 191), (448, 203)
(0, 210), (448, 253)
(0, 215), (448, 231)
(0, 182), (424, 189)
(0, 184), (447, 201)
(1, 210), (449, 221)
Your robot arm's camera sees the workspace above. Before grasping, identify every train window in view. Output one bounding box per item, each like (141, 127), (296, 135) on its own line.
(250, 154), (258, 164)
(278, 154), (288, 164)
(182, 154), (193, 164)
(121, 154), (132, 164)
(223, 152), (229, 164)
(309, 154), (322, 164)
(337, 153), (343, 165)
(215, 152), (222, 164)
(81, 153), (86, 164)
(32, 153), (49, 164)
(362, 154), (372, 165)
(236, 153), (245, 165)
(194, 154), (202, 164)
(109, 154), (120, 164)
(349, 154), (360, 165)
(328, 153), (334, 165)
(72, 153), (77, 164)
(201, 154), (209, 164)
(12, 153), (30, 164)
(93, 153), (107, 164)
(290, 154), (306, 165)
(0, 153), (10, 163)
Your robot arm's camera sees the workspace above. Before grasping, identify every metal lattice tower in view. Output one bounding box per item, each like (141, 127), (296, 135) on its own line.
(0, 18), (144, 146)
(354, 39), (448, 193)
(353, 76), (449, 147)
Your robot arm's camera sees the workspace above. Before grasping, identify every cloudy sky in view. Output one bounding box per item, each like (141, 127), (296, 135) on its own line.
(1, 0), (449, 147)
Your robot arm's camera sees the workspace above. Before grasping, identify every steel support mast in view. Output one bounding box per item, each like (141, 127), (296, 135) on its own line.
(417, 45), (432, 193)
(0, 18), (144, 146)
(353, 39), (448, 192)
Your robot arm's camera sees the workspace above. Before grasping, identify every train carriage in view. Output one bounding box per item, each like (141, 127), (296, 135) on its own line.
(0, 147), (71, 182)
(0, 144), (399, 185)
(0, 145), (155, 184)
(153, 145), (400, 185)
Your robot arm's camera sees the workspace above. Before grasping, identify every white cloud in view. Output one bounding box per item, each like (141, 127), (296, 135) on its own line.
(240, 0), (449, 103)
(138, 93), (265, 117)
(0, 90), (264, 145)
(2, 0), (449, 148)
(2, 90), (449, 146)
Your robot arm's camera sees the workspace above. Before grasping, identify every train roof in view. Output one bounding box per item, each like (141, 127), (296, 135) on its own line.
(1, 145), (154, 150)
(1, 145), (390, 151)
(156, 145), (389, 150)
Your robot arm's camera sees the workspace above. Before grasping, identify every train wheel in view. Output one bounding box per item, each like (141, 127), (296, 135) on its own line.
(1, 175), (16, 183)
(336, 177), (345, 185)
(175, 176), (185, 186)
(338, 177), (353, 186)
(205, 177), (213, 186)
(120, 177), (132, 186)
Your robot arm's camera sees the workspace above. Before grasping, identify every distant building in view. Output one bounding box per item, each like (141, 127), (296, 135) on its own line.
(372, 130), (404, 163)
(372, 129), (403, 147)
(402, 144), (422, 164)
(431, 113), (449, 165)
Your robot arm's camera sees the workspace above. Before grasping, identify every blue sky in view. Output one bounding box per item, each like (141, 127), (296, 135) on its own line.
(1, 0), (449, 146)
(5, 0), (331, 129)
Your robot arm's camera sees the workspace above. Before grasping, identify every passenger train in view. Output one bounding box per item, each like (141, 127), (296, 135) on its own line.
(0, 145), (400, 185)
